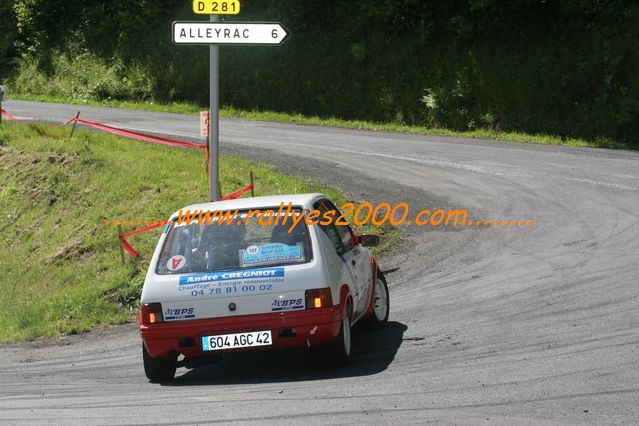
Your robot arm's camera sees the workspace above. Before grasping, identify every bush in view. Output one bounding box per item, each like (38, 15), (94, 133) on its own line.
(12, 49), (153, 102)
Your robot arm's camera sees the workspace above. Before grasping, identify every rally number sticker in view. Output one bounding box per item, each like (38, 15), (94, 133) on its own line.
(167, 255), (187, 272)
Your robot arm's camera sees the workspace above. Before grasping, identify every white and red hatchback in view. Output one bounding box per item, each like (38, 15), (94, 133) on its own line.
(139, 194), (389, 382)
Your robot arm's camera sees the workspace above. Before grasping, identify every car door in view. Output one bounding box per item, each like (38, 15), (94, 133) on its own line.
(350, 243), (373, 318)
(327, 203), (373, 317)
(314, 200), (371, 317)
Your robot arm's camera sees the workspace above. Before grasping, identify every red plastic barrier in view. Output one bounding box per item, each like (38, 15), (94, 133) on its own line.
(1, 109), (65, 129)
(65, 117), (206, 150)
(1, 108), (26, 123)
(119, 236), (139, 258)
(219, 184), (254, 201)
(1, 108), (207, 151)
(121, 222), (166, 239)
(118, 222), (166, 258)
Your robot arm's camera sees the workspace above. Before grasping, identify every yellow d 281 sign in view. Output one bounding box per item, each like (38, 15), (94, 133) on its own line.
(193, 0), (240, 15)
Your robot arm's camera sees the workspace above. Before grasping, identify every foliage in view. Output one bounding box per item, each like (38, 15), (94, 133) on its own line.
(13, 50), (153, 102)
(2, 0), (639, 144)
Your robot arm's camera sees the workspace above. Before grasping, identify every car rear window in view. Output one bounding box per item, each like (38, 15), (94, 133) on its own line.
(155, 208), (313, 275)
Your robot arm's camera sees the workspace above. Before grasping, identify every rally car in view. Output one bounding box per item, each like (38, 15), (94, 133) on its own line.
(139, 194), (390, 382)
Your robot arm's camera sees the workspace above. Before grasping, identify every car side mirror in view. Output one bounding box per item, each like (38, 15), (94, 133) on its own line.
(359, 234), (380, 247)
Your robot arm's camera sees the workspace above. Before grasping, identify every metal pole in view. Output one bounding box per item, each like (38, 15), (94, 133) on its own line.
(209, 14), (220, 201)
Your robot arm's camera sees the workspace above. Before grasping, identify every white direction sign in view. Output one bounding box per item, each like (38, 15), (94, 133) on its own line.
(173, 22), (290, 45)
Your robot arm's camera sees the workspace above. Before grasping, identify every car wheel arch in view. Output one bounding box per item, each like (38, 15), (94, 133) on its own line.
(338, 284), (353, 321)
(363, 256), (379, 318)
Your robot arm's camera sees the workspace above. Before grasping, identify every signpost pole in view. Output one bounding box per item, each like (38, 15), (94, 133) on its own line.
(209, 14), (220, 202)
(178, 3), (288, 201)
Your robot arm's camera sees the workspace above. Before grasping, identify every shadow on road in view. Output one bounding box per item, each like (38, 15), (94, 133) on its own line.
(163, 321), (407, 386)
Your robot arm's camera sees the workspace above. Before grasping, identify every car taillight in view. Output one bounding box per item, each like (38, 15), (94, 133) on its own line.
(305, 288), (333, 309)
(141, 303), (164, 325)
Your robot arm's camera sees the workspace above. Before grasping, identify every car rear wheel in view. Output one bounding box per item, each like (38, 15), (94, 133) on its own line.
(327, 299), (352, 366)
(143, 344), (176, 382)
(365, 269), (389, 328)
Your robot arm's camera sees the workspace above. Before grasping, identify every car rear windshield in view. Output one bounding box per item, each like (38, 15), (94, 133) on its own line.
(156, 208), (312, 275)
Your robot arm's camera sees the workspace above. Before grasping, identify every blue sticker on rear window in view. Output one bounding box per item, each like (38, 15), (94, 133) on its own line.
(240, 243), (304, 267)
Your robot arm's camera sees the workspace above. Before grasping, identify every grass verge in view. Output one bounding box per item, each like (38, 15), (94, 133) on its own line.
(12, 94), (626, 150)
(0, 122), (397, 343)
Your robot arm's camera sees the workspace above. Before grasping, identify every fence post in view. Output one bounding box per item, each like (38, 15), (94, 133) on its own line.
(0, 85), (5, 124)
(117, 224), (125, 265)
(68, 111), (80, 142)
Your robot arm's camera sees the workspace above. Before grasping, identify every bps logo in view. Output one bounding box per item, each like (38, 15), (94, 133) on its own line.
(164, 307), (195, 321)
(271, 298), (304, 312)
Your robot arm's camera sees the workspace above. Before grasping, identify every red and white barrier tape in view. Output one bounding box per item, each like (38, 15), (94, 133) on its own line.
(64, 116), (206, 150)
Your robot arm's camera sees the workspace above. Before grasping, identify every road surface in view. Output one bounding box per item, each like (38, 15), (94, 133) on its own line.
(1, 100), (638, 424)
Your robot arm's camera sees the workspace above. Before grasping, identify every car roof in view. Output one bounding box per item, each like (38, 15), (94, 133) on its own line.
(172, 193), (325, 217)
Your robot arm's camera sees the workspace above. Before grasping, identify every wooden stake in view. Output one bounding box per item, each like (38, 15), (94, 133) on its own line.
(68, 111), (80, 142)
(117, 224), (125, 265)
(206, 135), (210, 178)
(250, 171), (255, 197)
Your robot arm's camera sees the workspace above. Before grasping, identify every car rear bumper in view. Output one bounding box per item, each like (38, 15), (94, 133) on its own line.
(140, 306), (343, 358)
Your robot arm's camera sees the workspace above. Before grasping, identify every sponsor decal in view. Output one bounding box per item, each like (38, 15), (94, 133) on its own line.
(179, 267), (284, 285)
(186, 283), (274, 297)
(167, 255), (187, 272)
(271, 296), (304, 312)
(164, 307), (195, 321)
(240, 243), (304, 267)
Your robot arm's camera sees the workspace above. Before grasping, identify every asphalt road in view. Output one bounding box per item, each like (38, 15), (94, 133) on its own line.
(1, 100), (638, 424)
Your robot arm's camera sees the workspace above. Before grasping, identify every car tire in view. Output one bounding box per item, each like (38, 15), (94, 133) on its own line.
(365, 269), (390, 328)
(143, 343), (176, 382)
(327, 299), (352, 367)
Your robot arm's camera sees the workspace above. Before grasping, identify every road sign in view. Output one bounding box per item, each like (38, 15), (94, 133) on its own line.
(173, 22), (290, 45)
(173, 16), (291, 201)
(200, 111), (210, 138)
(193, 0), (240, 15)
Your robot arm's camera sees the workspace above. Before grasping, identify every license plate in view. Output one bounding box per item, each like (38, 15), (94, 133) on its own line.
(201, 330), (272, 351)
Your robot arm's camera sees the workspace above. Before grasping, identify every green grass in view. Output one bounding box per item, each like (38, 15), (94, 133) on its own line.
(12, 94), (625, 150)
(0, 122), (397, 343)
